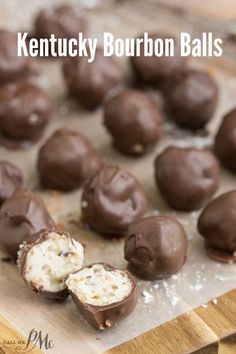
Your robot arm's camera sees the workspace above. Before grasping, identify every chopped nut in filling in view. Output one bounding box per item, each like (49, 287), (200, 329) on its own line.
(23, 232), (84, 292)
(66, 264), (132, 306)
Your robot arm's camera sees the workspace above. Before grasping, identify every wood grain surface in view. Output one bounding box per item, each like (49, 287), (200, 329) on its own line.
(0, 314), (43, 354)
(107, 290), (236, 354)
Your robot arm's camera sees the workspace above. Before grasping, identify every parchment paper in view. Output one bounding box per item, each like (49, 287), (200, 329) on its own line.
(0, 1), (236, 353)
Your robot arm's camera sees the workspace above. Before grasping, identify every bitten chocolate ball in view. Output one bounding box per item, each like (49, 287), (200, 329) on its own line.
(0, 161), (23, 206)
(130, 32), (186, 88)
(0, 30), (32, 84)
(198, 191), (236, 263)
(66, 263), (137, 329)
(81, 165), (148, 237)
(155, 146), (220, 211)
(35, 5), (86, 42)
(38, 128), (102, 191)
(0, 82), (53, 148)
(165, 70), (218, 129)
(214, 108), (236, 173)
(63, 48), (124, 110)
(18, 229), (84, 300)
(104, 90), (162, 155)
(0, 189), (55, 259)
(124, 216), (187, 280)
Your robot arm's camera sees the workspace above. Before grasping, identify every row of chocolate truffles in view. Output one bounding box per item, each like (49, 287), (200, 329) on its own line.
(1, 98), (236, 212)
(0, 167), (235, 266)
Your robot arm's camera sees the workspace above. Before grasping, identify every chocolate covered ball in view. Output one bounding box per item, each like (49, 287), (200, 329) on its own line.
(66, 263), (137, 329)
(198, 191), (236, 263)
(166, 69), (218, 129)
(0, 189), (55, 259)
(155, 146), (220, 211)
(0, 161), (23, 206)
(38, 128), (102, 191)
(214, 108), (236, 173)
(0, 82), (53, 147)
(63, 48), (124, 110)
(81, 165), (148, 237)
(0, 30), (32, 84)
(124, 216), (187, 280)
(104, 89), (162, 155)
(130, 32), (186, 88)
(35, 5), (86, 42)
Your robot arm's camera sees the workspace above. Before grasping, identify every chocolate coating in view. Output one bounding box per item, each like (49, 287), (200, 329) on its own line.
(0, 82), (53, 147)
(0, 189), (55, 259)
(130, 32), (186, 88)
(63, 48), (124, 110)
(38, 128), (102, 191)
(125, 216), (187, 280)
(35, 5), (86, 42)
(67, 263), (137, 330)
(104, 90), (162, 155)
(165, 70), (218, 129)
(0, 30), (32, 84)
(214, 108), (236, 173)
(155, 146), (220, 211)
(81, 165), (149, 237)
(198, 191), (236, 263)
(0, 161), (23, 206)
(18, 229), (84, 300)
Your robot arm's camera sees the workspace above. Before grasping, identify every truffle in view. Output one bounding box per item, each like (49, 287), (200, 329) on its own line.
(81, 165), (148, 237)
(214, 108), (236, 173)
(18, 229), (84, 300)
(198, 190), (236, 263)
(63, 48), (124, 110)
(0, 189), (55, 259)
(165, 69), (218, 129)
(130, 32), (186, 88)
(0, 30), (33, 84)
(0, 161), (23, 206)
(34, 5), (86, 47)
(154, 146), (220, 211)
(104, 89), (162, 155)
(66, 263), (137, 329)
(38, 128), (102, 191)
(124, 216), (187, 280)
(0, 82), (53, 148)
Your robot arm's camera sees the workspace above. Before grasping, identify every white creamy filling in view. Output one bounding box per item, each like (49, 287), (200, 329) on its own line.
(24, 232), (84, 292)
(66, 264), (132, 306)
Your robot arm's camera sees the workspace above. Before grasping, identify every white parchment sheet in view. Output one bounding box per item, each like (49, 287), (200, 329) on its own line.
(0, 1), (235, 353)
